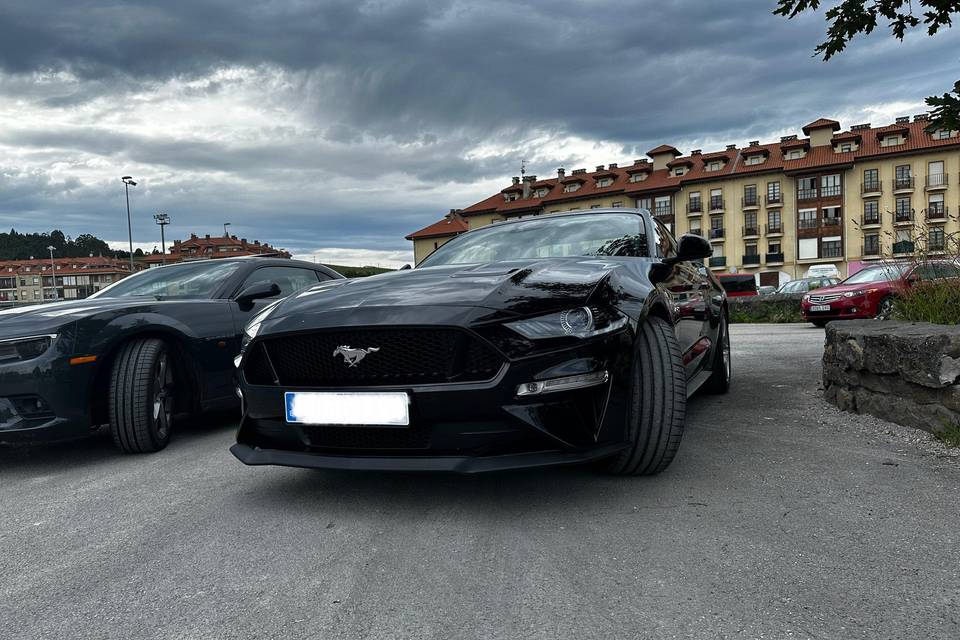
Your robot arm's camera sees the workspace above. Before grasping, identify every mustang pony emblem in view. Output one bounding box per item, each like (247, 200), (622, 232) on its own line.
(333, 345), (380, 367)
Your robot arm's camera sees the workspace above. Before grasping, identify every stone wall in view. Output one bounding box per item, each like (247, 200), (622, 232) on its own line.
(823, 320), (960, 434)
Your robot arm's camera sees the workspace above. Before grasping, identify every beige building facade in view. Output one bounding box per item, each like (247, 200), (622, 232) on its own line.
(408, 115), (960, 286)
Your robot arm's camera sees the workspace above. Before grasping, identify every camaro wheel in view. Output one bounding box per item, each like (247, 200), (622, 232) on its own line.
(704, 311), (731, 394)
(109, 338), (175, 453)
(603, 316), (687, 476)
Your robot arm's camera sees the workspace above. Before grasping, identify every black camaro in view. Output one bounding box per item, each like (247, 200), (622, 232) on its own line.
(0, 257), (341, 451)
(233, 209), (730, 475)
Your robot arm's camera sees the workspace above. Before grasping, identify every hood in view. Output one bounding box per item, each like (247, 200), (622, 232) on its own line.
(807, 281), (894, 296)
(271, 258), (620, 320)
(0, 296), (155, 338)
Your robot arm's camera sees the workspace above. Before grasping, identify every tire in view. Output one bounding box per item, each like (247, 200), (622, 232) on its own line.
(812, 320), (827, 328)
(109, 338), (175, 453)
(876, 296), (894, 320)
(603, 316), (687, 476)
(704, 311), (731, 394)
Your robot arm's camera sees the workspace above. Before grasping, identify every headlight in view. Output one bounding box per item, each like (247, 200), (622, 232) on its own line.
(842, 289), (875, 298)
(506, 307), (627, 340)
(0, 334), (56, 363)
(243, 300), (283, 340)
(802, 294), (811, 302)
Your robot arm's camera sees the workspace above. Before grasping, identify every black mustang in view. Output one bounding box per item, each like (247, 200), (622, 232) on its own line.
(233, 209), (730, 475)
(0, 257), (341, 451)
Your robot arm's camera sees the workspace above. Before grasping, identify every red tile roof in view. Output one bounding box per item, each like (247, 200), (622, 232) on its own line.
(405, 216), (468, 240)
(802, 118), (841, 134)
(647, 144), (681, 156)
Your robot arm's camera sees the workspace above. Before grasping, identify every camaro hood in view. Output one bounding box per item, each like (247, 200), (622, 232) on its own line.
(274, 258), (621, 320)
(0, 297), (155, 338)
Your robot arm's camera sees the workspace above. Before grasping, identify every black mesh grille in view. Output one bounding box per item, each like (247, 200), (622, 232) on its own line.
(251, 327), (503, 387)
(242, 343), (276, 385)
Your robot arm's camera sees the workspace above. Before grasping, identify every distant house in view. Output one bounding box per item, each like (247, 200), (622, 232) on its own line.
(0, 256), (145, 305)
(142, 233), (291, 266)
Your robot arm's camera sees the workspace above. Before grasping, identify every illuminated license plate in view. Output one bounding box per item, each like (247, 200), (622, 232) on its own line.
(810, 304), (832, 312)
(284, 392), (410, 426)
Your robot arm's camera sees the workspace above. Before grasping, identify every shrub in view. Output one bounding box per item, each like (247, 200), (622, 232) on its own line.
(728, 294), (804, 323)
(892, 279), (960, 325)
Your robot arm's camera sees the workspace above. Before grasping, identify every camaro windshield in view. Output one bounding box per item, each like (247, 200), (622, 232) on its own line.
(841, 264), (908, 285)
(91, 261), (242, 299)
(419, 213), (648, 267)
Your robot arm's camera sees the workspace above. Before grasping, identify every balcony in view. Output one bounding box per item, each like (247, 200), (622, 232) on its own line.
(765, 224), (783, 236)
(798, 219), (818, 230)
(742, 225), (760, 238)
(709, 197), (724, 212)
(821, 217), (842, 229)
(797, 188), (818, 201)
(893, 176), (914, 193)
(654, 205), (673, 218)
(926, 204), (948, 221)
(708, 256), (726, 268)
(892, 240), (915, 255)
(766, 193), (782, 205)
(742, 254), (761, 266)
(894, 209), (914, 225)
(861, 181), (882, 196)
(821, 185), (842, 198)
(925, 173), (949, 191)
(822, 244), (843, 258)
(687, 200), (702, 214)
(709, 228), (725, 241)
(688, 228), (703, 237)
(861, 212), (882, 227)
(742, 195), (759, 209)
(929, 239), (946, 252)
(765, 252), (785, 264)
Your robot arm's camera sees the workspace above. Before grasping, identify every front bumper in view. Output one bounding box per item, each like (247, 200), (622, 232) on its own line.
(234, 328), (634, 472)
(801, 296), (877, 321)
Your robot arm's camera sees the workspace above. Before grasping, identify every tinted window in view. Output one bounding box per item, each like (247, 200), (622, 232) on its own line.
(92, 261), (241, 299)
(240, 266), (320, 298)
(419, 213), (649, 266)
(719, 276), (757, 294)
(843, 264), (908, 284)
(913, 262), (960, 280)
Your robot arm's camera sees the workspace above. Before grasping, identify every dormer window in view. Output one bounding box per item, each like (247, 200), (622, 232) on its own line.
(504, 192), (519, 202)
(745, 155), (765, 165)
(934, 129), (952, 140)
(596, 177), (613, 188)
(673, 167), (686, 176)
(563, 182), (582, 193)
(533, 187), (549, 198)
(881, 135), (902, 147)
(629, 173), (647, 183)
(705, 161), (723, 172)
(785, 149), (805, 160)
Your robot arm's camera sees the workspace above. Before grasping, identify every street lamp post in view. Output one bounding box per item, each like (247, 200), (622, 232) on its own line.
(46, 245), (57, 301)
(121, 176), (137, 272)
(154, 213), (171, 264)
(223, 222), (231, 237)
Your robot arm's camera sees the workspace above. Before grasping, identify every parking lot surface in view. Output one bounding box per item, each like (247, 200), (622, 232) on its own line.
(2, 323), (958, 639)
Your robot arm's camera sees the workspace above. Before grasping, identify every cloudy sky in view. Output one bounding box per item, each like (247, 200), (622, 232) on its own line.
(1, 1), (958, 267)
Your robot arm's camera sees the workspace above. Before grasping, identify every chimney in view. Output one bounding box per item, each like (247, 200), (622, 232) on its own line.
(780, 135), (797, 143)
(512, 176), (520, 185)
(633, 159), (645, 165)
(608, 163), (617, 169)
(572, 168), (586, 175)
(557, 167), (565, 180)
(241, 238), (247, 244)
(596, 165), (605, 172)
(895, 116), (910, 124)
(691, 149), (702, 155)
(914, 114), (929, 122)
(851, 123), (871, 131)
(190, 233), (197, 239)
(725, 144), (736, 151)
(254, 240), (260, 246)
(748, 140), (759, 147)
(521, 175), (535, 199)
(205, 234), (210, 239)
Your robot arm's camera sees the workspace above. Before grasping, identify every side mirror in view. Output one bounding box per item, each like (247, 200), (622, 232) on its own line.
(400, 264), (412, 270)
(665, 234), (713, 265)
(235, 281), (281, 310)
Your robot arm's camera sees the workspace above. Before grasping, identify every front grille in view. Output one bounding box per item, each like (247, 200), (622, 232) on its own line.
(250, 327), (504, 387)
(301, 423), (431, 450)
(809, 294), (841, 304)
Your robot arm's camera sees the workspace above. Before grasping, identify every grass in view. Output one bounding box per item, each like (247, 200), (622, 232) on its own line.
(892, 280), (960, 325)
(934, 421), (960, 448)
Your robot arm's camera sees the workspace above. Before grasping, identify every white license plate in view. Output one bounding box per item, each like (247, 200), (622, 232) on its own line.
(284, 391), (410, 426)
(810, 304), (832, 312)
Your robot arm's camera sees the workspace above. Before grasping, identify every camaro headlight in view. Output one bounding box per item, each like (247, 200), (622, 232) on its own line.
(0, 334), (56, 364)
(243, 301), (283, 340)
(506, 306), (627, 340)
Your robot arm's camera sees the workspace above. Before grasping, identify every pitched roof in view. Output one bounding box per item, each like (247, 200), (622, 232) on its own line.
(647, 144), (681, 156)
(405, 216), (468, 240)
(802, 118), (841, 134)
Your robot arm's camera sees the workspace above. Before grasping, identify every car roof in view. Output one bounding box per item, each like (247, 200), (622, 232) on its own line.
(487, 207), (647, 228)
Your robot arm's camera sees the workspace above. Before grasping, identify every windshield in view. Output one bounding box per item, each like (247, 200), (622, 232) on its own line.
(419, 213), (648, 267)
(719, 276), (756, 294)
(842, 264), (908, 285)
(91, 261), (242, 299)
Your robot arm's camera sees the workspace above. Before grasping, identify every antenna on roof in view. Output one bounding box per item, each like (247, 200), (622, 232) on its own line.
(520, 159), (527, 179)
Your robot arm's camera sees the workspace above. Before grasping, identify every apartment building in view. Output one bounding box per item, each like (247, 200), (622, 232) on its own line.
(0, 256), (144, 306)
(142, 233), (290, 266)
(406, 115), (960, 285)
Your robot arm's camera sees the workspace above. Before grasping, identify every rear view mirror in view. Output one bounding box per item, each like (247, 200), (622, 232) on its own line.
(236, 281), (281, 310)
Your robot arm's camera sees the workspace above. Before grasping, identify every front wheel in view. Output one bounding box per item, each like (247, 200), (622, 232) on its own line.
(875, 296), (894, 320)
(603, 316), (687, 476)
(811, 320), (827, 328)
(109, 338), (175, 453)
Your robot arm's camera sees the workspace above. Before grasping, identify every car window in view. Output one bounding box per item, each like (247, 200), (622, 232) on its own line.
(240, 266), (320, 298)
(652, 218), (677, 260)
(91, 261), (242, 299)
(913, 262), (960, 280)
(779, 280), (800, 293)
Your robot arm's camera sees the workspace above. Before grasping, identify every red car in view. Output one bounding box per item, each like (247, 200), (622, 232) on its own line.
(801, 260), (960, 327)
(717, 274), (758, 297)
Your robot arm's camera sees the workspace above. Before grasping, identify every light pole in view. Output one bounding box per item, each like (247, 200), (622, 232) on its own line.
(121, 176), (137, 271)
(223, 221), (231, 237)
(154, 213), (171, 264)
(46, 245), (57, 301)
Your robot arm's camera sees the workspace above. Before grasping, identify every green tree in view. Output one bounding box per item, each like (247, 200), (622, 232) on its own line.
(775, 0), (960, 132)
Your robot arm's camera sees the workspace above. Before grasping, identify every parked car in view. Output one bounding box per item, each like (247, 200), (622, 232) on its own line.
(800, 260), (960, 326)
(757, 285), (778, 296)
(776, 276), (840, 295)
(717, 274), (758, 297)
(0, 257), (341, 451)
(232, 208), (730, 476)
(804, 264), (841, 279)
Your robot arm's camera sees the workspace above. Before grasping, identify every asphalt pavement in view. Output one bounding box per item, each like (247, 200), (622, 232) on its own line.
(1, 323), (958, 640)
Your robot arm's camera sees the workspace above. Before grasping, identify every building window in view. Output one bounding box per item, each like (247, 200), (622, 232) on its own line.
(563, 183), (581, 193)
(673, 167), (686, 177)
(798, 208), (817, 229)
(766, 181), (781, 204)
(935, 129), (951, 140)
(653, 196), (670, 216)
(822, 206), (841, 227)
(863, 168), (879, 191)
(839, 143), (853, 152)
(928, 193), (945, 217)
(864, 200), (880, 224)
(688, 191), (702, 212)
(744, 212), (758, 235)
(689, 220), (702, 235)
(797, 177), (817, 200)
(33, 290), (40, 299)
(32, 277), (38, 285)
(881, 135), (902, 147)
(745, 155), (765, 165)
(743, 185), (757, 207)
(785, 149), (805, 160)
(768, 241), (782, 255)
(927, 161), (945, 188)
(596, 177), (613, 188)
(893, 229), (913, 254)
(710, 216), (724, 239)
(894, 164), (912, 189)
(864, 233), (880, 256)
(709, 188), (723, 210)
(706, 161), (722, 172)
(822, 238), (842, 258)
(533, 188), (549, 198)
(930, 226), (946, 251)
(745, 243), (759, 257)
(629, 173), (646, 183)
(612, 201), (624, 208)
(798, 237), (818, 259)
(820, 174), (841, 197)
(767, 210), (782, 233)
(895, 197), (912, 221)
(589, 204), (601, 209)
